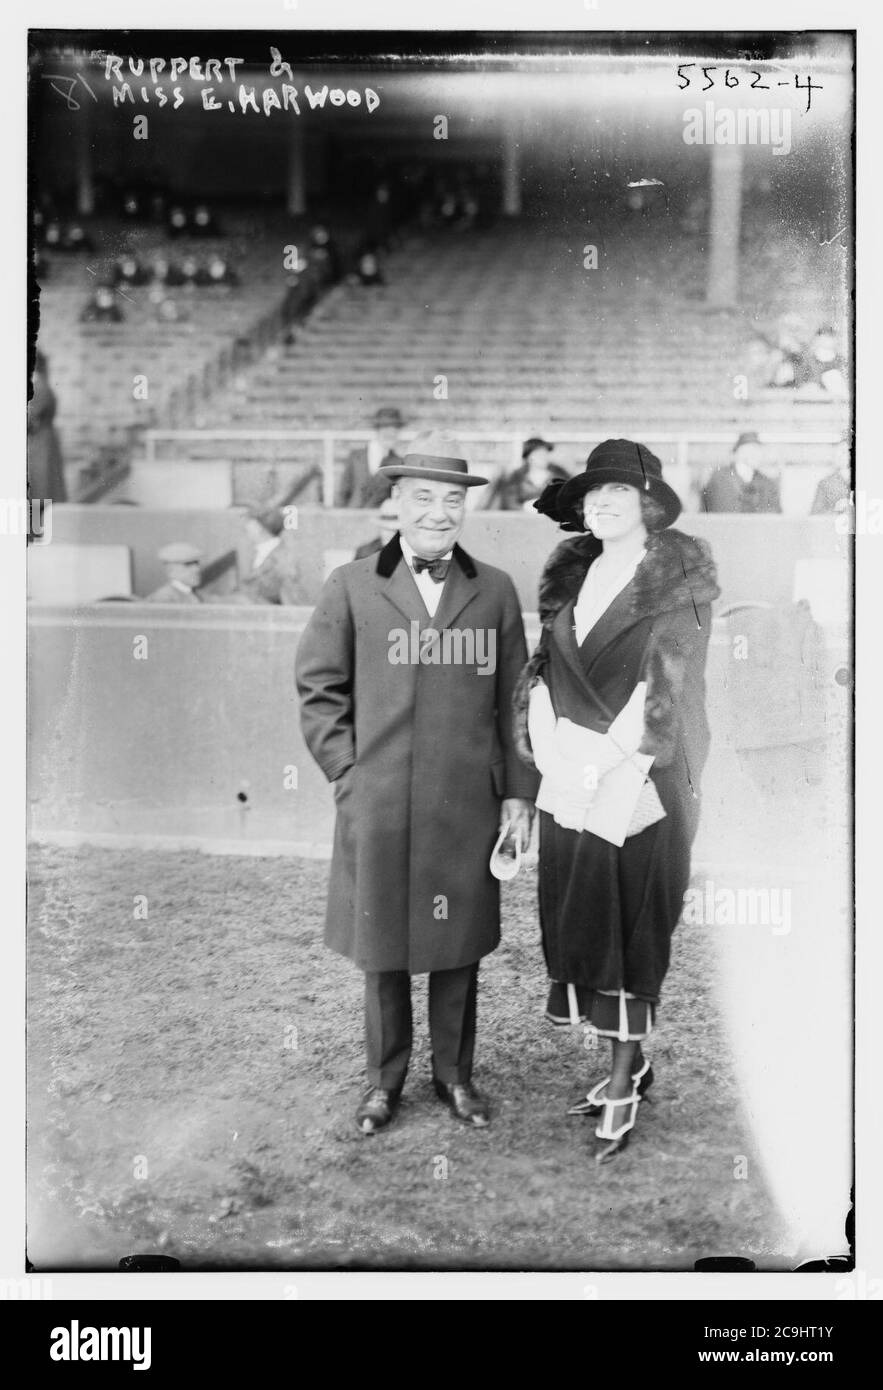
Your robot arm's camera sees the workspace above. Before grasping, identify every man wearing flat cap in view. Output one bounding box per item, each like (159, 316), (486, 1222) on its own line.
(338, 405), (405, 508)
(145, 542), (204, 603)
(297, 432), (539, 1133)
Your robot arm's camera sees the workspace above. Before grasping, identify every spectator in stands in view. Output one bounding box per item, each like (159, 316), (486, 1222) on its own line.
(309, 225), (342, 285)
(354, 498), (400, 558)
(155, 297), (189, 324)
(148, 255), (186, 289)
(455, 185), (480, 232)
(766, 314), (815, 389)
(339, 407), (405, 507)
(79, 285), (124, 324)
(191, 203), (221, 237)
(113, 254), (150, 287)
(62, 222), (95, 253)
(235, 505), (301, 604)
(811, 435), (852, 515)
(804, 326), (848, 399)
(701, 433), (781, 514)
(179, 254), (209, 287)
(205, 253), (240, 287)
(28, 351), (67, 504)
(145, 542), (204, 603)
(43, 220), (63, 249)
(355, 244), (385, 287)
(486, 438), (570, 511)
(167, 204), (189, 236)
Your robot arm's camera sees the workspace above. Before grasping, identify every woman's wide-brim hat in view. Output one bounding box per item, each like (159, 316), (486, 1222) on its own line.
(537, 438), (681, 530)
(379, 431), (488, 487)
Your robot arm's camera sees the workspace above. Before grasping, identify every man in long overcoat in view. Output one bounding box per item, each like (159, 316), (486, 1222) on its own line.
(296, 433), (538, 1133)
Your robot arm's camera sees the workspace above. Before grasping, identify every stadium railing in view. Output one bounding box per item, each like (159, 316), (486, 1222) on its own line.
(141, 428), (848, 508)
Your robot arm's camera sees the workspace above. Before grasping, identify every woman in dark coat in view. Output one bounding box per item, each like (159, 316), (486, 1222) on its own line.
(514, 439), (719, 1160)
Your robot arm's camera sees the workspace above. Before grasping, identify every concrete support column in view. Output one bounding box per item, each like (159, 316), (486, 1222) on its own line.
(75, 106), (95, 217)
(706, 141), (744, 308)
(501, 116), (522, 217)
(286, 125), (306, 217)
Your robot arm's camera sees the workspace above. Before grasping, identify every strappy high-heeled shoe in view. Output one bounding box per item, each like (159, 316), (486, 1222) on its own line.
(593, 1086), (641, 1163)
(567, 1055), (654, 1116)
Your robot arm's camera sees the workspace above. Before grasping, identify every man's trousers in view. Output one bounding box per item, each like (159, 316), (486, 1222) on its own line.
(363, 962), (479, 1091)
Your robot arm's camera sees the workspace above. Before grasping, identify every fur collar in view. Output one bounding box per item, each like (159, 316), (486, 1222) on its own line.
(537, 528), (720, 627)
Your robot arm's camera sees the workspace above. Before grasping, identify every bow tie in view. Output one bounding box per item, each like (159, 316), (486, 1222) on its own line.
(412, 556), (451, 583)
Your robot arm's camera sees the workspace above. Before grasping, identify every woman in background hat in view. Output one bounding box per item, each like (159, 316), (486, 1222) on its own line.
(514, 439), (720, 1160)
(485, 437), (571, 511)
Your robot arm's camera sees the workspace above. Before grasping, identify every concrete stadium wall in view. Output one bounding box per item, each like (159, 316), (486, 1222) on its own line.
(47, 505), (849, 610)
(28, 589), (848, 856)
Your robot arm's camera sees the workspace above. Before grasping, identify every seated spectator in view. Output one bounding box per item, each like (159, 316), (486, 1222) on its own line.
(80, 285), (124, 324)
(485, 437), (570, 510)
(149, 255), (186, 288)
(355, 245), (385, 287)
(179, 254), (209, 286)
(234, 506), (300, 605)
(455, 187), (480, 231)
(121, 191), (143, 220)
(805, 326), (848, 399)
(43, 220), (63, 249)
(309, 225), (342, 284)
(154, 296), (189, 324)
(191, 203), (221, 237)
(354, 499), (400, 558)
(62, 223), (95, 253)
(28, 351), (67, 503)
(339, 406), (405, 506)
(811, 436), (852, 514)
(167, 204), (189, 235)
(113, 254), (150, 287)
(766, 313), (815, 388)
(438, 187), (459, 226)
(144, 542), (204, 603)
(205, 253), (240, 287)
(702, 432), (781, 514)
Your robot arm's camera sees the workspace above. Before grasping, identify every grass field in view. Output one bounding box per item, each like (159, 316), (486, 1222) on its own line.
(26, 843), (792, 1272)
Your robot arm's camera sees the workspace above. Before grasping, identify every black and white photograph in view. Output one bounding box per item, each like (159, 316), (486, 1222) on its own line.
(13, 12), (866, 1293)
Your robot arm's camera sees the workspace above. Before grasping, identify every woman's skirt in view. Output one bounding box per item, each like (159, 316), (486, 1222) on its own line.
(538, 763), (700, 1033)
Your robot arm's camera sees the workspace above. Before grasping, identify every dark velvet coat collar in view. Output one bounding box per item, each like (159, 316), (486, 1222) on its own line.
(375, 532), (479, 628)
(375, 532), (477, 580)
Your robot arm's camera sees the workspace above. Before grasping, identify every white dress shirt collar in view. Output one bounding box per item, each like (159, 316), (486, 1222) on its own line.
(399, 536), (454, 619)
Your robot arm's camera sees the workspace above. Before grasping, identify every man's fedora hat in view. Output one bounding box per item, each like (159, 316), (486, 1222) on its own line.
(732, 431), (761, 452)
(379, 430), (488, 487)
(158, 541), (202, 564)
(539, 438), (682, 529)
(371, 405), (406, 429)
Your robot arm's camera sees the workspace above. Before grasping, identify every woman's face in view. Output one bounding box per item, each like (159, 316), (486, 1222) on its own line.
(582, 482), (644, 539)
